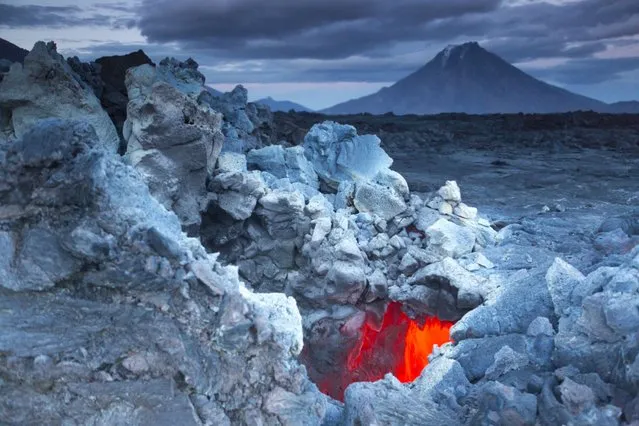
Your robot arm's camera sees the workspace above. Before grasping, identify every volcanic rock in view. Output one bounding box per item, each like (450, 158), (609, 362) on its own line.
(303, 121), (393, 189)
(123, 62), (225, 233)
(0, 41), (119, 151)
(199, 84), (276, 154)
(0, 117), (325, 425)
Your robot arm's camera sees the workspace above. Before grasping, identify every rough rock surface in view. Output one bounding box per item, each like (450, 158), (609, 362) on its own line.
(199, 84), (276, 154)
(0, 118), (325, 425)
(2, 42), (638, 426)
(95, 50), (155, 152)
(0, 41), (119, 151)
(198, 120), (502, 405)
(123, 61), (225, 234)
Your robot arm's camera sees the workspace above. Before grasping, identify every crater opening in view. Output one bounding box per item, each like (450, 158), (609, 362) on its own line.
(305, 302), (454, 401)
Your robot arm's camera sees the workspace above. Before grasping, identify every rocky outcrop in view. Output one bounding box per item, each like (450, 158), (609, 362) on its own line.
(0, 42), (119, 151)
(199, 121), (500, 400)
(0, 118), (325, 425)
(2, 40), (637, 426)
(199, 84), (276, 153)
(95, 50), (155, 152)
(123, 62), (225, 234)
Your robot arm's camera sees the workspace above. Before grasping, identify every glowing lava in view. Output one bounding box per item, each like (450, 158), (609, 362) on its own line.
(323, 302), (453, 401)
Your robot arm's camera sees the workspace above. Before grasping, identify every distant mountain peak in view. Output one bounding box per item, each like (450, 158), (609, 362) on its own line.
(322, 41), (611, 115)
(439, 41), (482, 67)
(256, 96), (313, 112)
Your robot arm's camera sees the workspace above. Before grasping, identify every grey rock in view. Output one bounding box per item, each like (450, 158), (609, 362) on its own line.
(0, 117), (325, 425)
(342, 374), (460, 426)
(401, 257), (486, 321)
(426, 218), (476, 258)
(124, 64), (224, 231)
(438, 180), (461, 204)
(0, 41), (118, 151)
(303, 121), (393, 189)
(546, 257), (586, 315)
(469, 381), (537, 426)
(485, 346), (530, 380)
(454, 202), (478, 219)
(526, 317), (554, 337)
(353, 180), (408, 221)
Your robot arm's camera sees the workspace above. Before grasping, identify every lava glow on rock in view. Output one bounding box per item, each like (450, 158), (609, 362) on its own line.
(320, 302), (453, 401)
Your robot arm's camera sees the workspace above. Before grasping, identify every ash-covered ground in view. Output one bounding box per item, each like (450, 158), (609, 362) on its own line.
(1, 42), (638, 425)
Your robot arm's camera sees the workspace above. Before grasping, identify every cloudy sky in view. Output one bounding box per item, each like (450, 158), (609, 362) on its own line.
(1, 0), (638, 109)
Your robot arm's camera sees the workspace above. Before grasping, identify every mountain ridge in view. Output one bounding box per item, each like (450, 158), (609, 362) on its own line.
(322, 42), (625, 115)
(0, 37), (29, 63)
(256, 96), (314, 112)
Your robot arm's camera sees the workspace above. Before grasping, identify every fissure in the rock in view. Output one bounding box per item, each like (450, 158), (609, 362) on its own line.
(309, 302), (453, 401)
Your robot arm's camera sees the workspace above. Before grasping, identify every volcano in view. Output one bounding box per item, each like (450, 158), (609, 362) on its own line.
(322, 41), (607, 115)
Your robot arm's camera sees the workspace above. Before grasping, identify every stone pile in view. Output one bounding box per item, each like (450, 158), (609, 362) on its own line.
(343, 248), (639, 425)
(0, 118), (326, 425)
(202, 120), (500, 396)
(0, 41), (637, 426)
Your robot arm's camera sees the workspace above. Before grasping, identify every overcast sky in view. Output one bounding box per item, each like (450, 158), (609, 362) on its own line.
(1, 0), (638, 109)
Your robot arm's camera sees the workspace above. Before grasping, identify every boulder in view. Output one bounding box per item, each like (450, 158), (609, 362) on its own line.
(124, 64), (224, 233)
(391, 257), (486, 321)
(426, 218), (476, 258)
(303, 121), (393, 189)
(0, 41), (119, 151)
(353, 180), (407, 221)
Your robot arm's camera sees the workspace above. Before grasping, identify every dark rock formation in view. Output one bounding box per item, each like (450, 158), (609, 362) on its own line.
(95, 50), (154, 152)
(0, 37), (28, 63)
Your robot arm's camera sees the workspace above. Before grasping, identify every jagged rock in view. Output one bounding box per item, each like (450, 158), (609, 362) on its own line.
(66, 56), (104, 98)
(454, 202), (478, 219)
(438, 180), (461, 204)
(485, 346), (530, 380)
(209, 170), (266, 220)
(546, 257), (586, 315)
(156, 57), (206, 96)
(458, 252), (495, 271)
(93, 50), (155, 152)
(0, 117), (325, 425)
(199, 84), (275, 154)
(124, 63), (224, 233)
(526, 317), (554, 337)
(413, 357), (471, 408)
(0, 41), (119, 151)
(374, 168), (410, 200)
(303, 121), (393, 189)
(391, 257), (486, 321)
(468, 381), (537, 426)
(248, 145), (319, 189)
(426, 218), (476, 258)
(343, 374), (461, 426)
(450, 268), (553, 341)
(353, 180), (408, 220)
(216, 151), (248, 173)
(415, 207), (441, 232)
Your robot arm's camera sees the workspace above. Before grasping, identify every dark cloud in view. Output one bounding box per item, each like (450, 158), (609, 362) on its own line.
(5, 0), (638, 90)
(525, 56), (639, 85)
(486, 39), (609, 63)
(135, 0), (639, 62)
(137, 0), (502, 60)
(0, 3), (129, 28)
